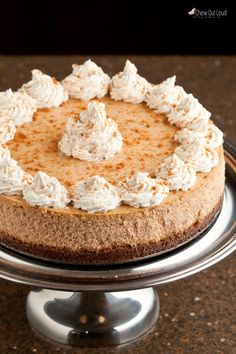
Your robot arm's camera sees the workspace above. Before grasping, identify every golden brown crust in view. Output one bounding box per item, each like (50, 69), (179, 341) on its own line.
(0, 195), (223, 264)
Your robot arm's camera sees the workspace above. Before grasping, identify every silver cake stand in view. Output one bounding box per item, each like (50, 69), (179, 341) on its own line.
(1, 140), (236, 348)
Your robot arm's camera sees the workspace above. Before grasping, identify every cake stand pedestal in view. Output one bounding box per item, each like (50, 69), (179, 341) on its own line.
(1, 141), (236, 347)
(26, 288), (159, 347)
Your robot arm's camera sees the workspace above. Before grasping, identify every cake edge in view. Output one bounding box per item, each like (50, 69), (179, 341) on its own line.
(0, 194), (223, 265)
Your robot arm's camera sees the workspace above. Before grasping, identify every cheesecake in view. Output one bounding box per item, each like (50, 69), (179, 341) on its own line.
(0, 60), (224, 264)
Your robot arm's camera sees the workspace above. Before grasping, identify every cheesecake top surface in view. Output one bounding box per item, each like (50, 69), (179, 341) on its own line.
(7, 97), (178, 189)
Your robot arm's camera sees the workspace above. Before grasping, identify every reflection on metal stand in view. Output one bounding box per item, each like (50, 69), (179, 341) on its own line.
(27, 288), (159, 347)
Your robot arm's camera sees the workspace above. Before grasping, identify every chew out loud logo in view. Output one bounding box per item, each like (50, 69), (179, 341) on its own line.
(188, 8), (227, 18)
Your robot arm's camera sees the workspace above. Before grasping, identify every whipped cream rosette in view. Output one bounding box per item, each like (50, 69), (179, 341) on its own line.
(110, 60), (151, 104)
(20, 69), (68, 108)
(120, 172), (169, 208)
(168, 93), (211, 128)
(156, 154), (197, 191)
(62, 59), (110, 101)
(0, 144), (11, 160)
(206, 124), (223, 148)
(23, 171), (70, 208)
(174, 120), (223, 148)
(0, 114), (16, 144)
(175, 140), (219, 173)
(0, 89), (36, 126)
(146, 76), (187, 114)
(0, 145), (32, 195)
(59, 101), (123, 161)
(73, 175), (121, 212)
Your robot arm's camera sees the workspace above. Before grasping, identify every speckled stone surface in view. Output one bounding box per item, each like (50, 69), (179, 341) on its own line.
(0, 56), (236, 354)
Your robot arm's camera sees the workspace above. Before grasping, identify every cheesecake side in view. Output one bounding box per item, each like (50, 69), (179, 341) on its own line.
(0, 146), (225, 264)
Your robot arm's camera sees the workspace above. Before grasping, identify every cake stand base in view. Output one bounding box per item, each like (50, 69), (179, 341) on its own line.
(26, 288), (159, 347)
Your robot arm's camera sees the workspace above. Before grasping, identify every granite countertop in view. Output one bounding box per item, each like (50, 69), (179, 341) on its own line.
(0, 56), (235, 354)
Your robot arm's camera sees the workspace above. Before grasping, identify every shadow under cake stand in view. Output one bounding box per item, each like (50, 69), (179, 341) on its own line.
(0, 140), (236, 348)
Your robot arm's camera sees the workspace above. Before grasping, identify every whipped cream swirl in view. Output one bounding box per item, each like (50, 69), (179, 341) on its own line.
(120, 172), (169, 208)
(175, 140), (219, 173)
(174, 120), (223, 148)
(174, 116), (208, 144)
(145, 76), (187, 114)
(0, 115), (16, 144)
(110, 60), (150, 104)
(23, 171), (70, 208)
(168, 94), (211, 128)
(0, 145), (32, 195)
(0, 89), (36, 126)
(62, 60), (110, 101)
(73, 175), (121, 212)
(59, 101), (123, 161)
(20, 69), (68, 109)
(0, 145), (11, 160)
(156, 154), (196, 191)
(207, 124), (224, 148)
